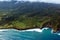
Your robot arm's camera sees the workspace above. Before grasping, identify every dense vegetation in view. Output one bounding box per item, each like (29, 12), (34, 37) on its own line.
(0, 1), (60, 32)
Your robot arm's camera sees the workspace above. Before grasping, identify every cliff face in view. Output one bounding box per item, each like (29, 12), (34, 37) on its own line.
(0, 1), (60, 32)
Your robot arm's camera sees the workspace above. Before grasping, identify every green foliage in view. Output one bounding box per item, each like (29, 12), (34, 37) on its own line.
(12, 21), (27, 28)
(0, 2), (60, 32)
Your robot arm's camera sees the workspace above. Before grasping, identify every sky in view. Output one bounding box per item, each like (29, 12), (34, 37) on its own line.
(0, 0), (60, 4)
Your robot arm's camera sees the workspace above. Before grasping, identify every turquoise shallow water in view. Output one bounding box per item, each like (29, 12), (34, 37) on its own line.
(0, 28), (60, 40)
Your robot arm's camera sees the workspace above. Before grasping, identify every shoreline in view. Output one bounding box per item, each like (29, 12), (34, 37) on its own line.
(0, 27), (57, 33)
(0, 27), (59, 34)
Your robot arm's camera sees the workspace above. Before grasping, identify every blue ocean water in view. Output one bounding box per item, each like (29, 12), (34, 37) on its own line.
(0, 28), (60, 40)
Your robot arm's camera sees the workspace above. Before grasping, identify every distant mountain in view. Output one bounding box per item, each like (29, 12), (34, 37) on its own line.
(0, 1), (60, 19)
(0, 1), (60, 17)
(11, 1), (60, 17)
(0, 1), (60, 10)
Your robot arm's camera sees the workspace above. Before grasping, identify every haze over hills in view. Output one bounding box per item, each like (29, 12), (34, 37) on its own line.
(0, 1), (60, 32)
(0, 1), (60, 9)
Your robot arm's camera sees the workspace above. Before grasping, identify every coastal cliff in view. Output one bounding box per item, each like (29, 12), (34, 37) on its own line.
(0, 16), (60, 33)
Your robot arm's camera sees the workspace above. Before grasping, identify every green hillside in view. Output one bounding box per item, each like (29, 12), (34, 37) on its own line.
(0, 1), (60, 32)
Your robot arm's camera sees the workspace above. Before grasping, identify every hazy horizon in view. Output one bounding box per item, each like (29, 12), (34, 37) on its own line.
(0, 0), (60, 4)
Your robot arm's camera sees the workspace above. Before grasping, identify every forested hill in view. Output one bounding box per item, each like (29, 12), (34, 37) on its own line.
(0, 1), (60, 16)
(0, 1), (60, 32)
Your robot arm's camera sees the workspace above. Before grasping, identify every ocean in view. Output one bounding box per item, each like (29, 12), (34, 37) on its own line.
(0, 28), (60, 40)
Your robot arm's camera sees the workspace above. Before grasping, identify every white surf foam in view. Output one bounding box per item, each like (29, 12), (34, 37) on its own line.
(0, 28), (60, 36)
(20, 27), (49, 32)
(0, 27), (48, 32)
(0, 27), (49, 32)
(57, 33), (60, 35)
(22, 28), (43, 32)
